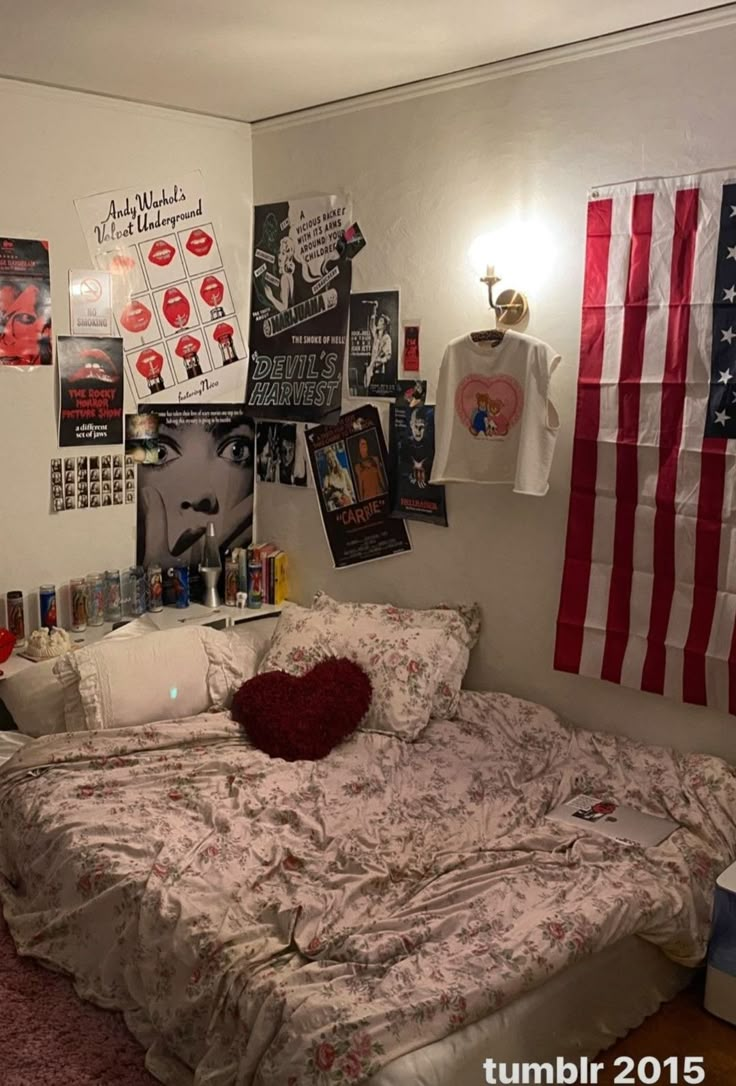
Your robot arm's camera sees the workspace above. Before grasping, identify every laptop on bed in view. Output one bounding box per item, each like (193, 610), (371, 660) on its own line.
(546, 793), (678, 847)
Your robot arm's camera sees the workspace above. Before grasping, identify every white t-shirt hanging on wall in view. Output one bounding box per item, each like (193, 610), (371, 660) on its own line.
(430, 330), (560, 496)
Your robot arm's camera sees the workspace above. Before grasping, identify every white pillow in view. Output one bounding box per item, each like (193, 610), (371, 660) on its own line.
(258, 603), (460, 740)
(0, 658), (67, 738)
(53, 626), (253, 732)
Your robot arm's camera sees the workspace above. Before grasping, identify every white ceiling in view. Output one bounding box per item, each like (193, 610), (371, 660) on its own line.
(0, 1), (728, 122)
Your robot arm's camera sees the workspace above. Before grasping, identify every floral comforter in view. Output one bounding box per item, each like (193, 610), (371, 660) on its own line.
(1, 691), (735, 1086)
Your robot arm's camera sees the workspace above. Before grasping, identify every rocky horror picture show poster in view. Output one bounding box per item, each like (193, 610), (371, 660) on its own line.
(306, 405), (411, 569)
(0, 237), (52, 366)
(389, 394), (447, 527)
(245, 195), (352, 422)
(75, 171), (248, 406)
(135, 402), (255, 602)
(57, 336), (124, 447)
(348, 290), (400, 398)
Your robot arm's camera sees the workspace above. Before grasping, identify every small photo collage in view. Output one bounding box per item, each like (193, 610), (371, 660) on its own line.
(50, 452), (136, 512)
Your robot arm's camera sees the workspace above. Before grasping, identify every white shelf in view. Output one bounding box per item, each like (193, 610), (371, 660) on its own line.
(0, 602), (283, 681)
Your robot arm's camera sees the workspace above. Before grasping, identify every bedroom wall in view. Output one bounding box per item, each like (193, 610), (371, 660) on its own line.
(0, 79), (252, 628)
(252, 19), (736, 761)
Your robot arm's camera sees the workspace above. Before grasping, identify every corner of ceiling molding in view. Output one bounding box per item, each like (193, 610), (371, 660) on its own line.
(252, 5), (736, 133)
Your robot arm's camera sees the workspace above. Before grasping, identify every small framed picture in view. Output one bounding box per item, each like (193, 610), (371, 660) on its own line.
(65, 470), (75, 484)
(89, 456), (99, 469)
(90, 469), (100, 482)
(79, 494), (89, 508)
(51, 458), (61, 470)
(53, 498), (64, 512)
(65, 497), (76, 510)
(51, 472), (62, 485)
(90, 494), (100, 508)
(52, 485), (63, 498)
(125, 491), (135, 503)
(64, 458), (74, 470)
(91, 482), (100, 495)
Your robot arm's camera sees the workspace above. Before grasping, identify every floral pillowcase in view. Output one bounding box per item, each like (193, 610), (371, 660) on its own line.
(257, 604), (463, 740)
(311, 592), (480, 718)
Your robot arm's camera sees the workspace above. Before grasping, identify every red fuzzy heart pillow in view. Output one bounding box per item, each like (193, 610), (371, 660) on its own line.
(232, 656), (372, 761)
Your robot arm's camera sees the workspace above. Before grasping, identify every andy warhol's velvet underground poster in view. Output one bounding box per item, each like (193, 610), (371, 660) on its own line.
(136, 402), (255, 600)
(0, 237), (52, 366)
(245, 195), (352, 422)
(57, 336), (124, 447)
(306, 405), (411, 569)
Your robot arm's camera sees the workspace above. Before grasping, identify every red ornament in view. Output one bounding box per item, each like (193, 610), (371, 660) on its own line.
(186, 228), (214, 257)
(232, 657), (372, 761)
(120, 299), (152, 333)
(175, 334), (201, 360)
(0, 627), (16, 664)
(135, 348), (164, 378)
(162, 287), (191, 329)
(147, 239), (176, 267)
(199, 275), (224, 307)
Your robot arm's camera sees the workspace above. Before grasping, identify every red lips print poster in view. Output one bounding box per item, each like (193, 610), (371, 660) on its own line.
(75, 171), (247, 406)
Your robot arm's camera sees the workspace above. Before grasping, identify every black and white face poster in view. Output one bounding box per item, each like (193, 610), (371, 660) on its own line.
(256, 421), (310, 486)
(245, 195), (352, 421)
(57, 336), (124, 447)
(0, 237), (52, 366)
(348, 290), (399, 398)
(75, 171), (248, 405)
(136, 404), (255, 599)
(390, 399), (447, 526)
(306, 405), (411, 569)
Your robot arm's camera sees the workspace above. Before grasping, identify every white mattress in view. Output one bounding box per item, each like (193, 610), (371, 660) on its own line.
(369, 936), (692, 1085)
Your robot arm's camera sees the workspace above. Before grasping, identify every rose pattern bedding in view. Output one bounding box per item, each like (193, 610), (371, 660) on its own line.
(1, 691), (735, 1086)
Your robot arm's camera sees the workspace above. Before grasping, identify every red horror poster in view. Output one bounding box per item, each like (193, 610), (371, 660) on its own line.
(0, 237), (52, 366)
(57, 336), (124, 446)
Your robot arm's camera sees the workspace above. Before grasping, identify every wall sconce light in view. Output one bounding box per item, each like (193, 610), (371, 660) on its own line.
(479, 264), (529, 327)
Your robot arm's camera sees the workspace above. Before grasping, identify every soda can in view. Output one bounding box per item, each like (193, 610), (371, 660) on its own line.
(6, 590), (25, 648)
(39, 584), (57, 629)
(170, 564), (190, 609)
(127, 566), (147, 616)
(247, 561), (263, 609)
(70, 578), (88, 631)
(147, 564), (163, 612)
(104, 570), (122, 622)
(224, 554), (239, 606)
(86, 573), (105, 626)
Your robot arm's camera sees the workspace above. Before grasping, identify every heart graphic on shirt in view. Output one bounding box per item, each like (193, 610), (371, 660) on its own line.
(455, 373), (524, 439)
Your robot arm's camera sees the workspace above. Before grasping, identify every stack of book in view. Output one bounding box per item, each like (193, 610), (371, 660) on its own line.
(247, 543), (288, 605)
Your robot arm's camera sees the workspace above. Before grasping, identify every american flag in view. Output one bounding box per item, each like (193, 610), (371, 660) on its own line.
(555, 168), (736, 714)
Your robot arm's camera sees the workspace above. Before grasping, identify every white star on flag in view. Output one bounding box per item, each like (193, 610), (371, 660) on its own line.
(722, 327), (736, 344)
(724, 286), (736, 302)
(718, 369), (733, 384)
(728, 245), (736, 262)
(731, 206), (736, 218)
(715, 409), (730, 425)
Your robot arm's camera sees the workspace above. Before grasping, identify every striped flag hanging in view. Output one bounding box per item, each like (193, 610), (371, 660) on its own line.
(555, 167), (736, 715)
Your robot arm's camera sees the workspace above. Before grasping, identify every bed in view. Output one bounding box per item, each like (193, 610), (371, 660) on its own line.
(1, 685), (734, 1086)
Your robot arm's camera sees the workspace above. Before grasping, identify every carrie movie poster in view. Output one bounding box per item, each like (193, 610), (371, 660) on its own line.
(306, 405), (411, 569)
(348, 290), (400, 398)
(0, 237), (52, 366)
(75, 171), (248, 405)
(135, 402), (255, 602)
(245, 195), (352, 422)
(57, 336), (124, 447)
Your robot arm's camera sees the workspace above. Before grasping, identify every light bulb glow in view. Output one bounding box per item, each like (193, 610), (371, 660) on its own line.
(469, 219), (555, 296)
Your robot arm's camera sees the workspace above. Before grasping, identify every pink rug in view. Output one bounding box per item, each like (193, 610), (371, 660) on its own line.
(0, 912), (159, 1086)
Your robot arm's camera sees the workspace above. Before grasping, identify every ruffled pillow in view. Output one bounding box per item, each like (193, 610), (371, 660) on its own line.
(311, 592), (480, 718)
(53, 626), (255, 732)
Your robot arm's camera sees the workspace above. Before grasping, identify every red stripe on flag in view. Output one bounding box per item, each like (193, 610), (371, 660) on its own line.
(554, 198), (613, 673)
(682, 440), (727, 705)
(600, 193), (654, 683)
(641, 187), (699, 695)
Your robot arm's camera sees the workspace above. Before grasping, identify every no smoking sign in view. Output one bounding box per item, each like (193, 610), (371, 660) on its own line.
(69, 269), (113, 336)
